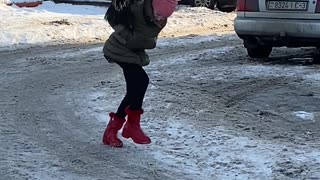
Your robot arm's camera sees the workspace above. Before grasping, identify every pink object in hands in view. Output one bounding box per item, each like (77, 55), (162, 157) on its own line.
(152, 0), (178, 20)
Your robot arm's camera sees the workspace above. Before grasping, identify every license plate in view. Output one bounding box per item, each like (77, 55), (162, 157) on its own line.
(267, 1), (308, 11)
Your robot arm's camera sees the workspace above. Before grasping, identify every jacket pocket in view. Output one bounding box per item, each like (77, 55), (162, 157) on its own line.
(113, 25), (133, 45)
(136, 50), (150, 66)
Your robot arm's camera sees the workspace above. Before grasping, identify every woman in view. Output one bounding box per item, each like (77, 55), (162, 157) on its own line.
(102, 0), (177, 147)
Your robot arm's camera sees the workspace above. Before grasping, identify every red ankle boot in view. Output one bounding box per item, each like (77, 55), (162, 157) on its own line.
(122, 107), (151, 144)
(102, 113), (125, 148)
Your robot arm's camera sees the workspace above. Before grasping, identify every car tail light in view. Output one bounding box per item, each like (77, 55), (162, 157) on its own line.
(237, 0), (259, 12)
(316, 0), (320, 13)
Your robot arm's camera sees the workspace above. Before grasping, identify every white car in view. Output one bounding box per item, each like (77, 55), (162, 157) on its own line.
(234, 0), (320, 58)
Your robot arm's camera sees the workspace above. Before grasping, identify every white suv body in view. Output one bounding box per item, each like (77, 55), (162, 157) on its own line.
(234, 0), (320, 58)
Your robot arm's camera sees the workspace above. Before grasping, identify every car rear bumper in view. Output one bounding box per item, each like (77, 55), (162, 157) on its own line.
(234, 17), (320, 38)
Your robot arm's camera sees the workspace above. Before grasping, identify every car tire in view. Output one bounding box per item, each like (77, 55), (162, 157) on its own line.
(216, 6), (236, 12)
(216, 0), (237, 13)
(191, 0), (216, 9)
(247, 47), (272, 58)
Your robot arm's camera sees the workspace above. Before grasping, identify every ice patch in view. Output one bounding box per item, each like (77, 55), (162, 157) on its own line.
(191, 64), (307, 81)
(46, 46), (102, 59)
(151, 46), (234, 67)
(147, 119), (276, 179)
(141, 118), (320, 179)
(88, 91), (105, 101)
(293, 111), (315, 122)
(157, 35), (220, 48)
(83, 88), (320, 179)
(85, 91), (122, 123)
(304, 73), (320, 82)
(95, 113), (109, 123)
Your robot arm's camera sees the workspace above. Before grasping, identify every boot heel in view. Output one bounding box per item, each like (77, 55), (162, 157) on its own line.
(103, 139), (110, 145)
(102, 112), (125, 148)
(122, 130), (130, 139)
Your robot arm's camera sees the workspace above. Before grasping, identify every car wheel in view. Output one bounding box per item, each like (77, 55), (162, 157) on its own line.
(216, 6), (236, 12)
(247, 47), (272, 58)
(191, 0), (216, 9)
(216, 0), (237, 13)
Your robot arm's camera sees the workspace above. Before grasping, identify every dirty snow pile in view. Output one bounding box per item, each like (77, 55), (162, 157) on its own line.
(1, 0), (10, 4)
(0, 2), (235, 49)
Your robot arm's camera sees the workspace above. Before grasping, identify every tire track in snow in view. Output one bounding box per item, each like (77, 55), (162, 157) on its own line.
(1, 34), (235, 179)
(3, 33), (320, 179)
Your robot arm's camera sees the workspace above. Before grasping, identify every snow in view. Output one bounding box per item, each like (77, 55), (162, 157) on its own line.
(10, 0), (42, 4)
(20, 1), (107, 15)
(60, 0), (109, 2)
(157, 35), (220, 47)
(293, 111), (315, 122)
(3, 2), (320, 179)
(0, 2), (235, 50)
(62, 33), (320, 178)
(1, 0), (12, 5)
(305, 73), (320, 81)
(85, 89), (320, 179)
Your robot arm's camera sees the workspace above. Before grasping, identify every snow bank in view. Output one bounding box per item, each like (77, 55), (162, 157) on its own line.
(56, 0), (110, 2)
(0, 2), (235, 50)
(5, 0), (43, 7)
(0, 0), (12, 5)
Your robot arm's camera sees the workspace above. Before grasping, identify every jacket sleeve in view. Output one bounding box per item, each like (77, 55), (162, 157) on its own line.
(112, 1), (167, 50)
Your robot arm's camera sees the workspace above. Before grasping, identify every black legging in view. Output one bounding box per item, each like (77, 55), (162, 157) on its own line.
(115, 62), (149, 118)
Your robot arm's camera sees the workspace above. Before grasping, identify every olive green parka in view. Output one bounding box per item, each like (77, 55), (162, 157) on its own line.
(103, 0), (167, 66)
